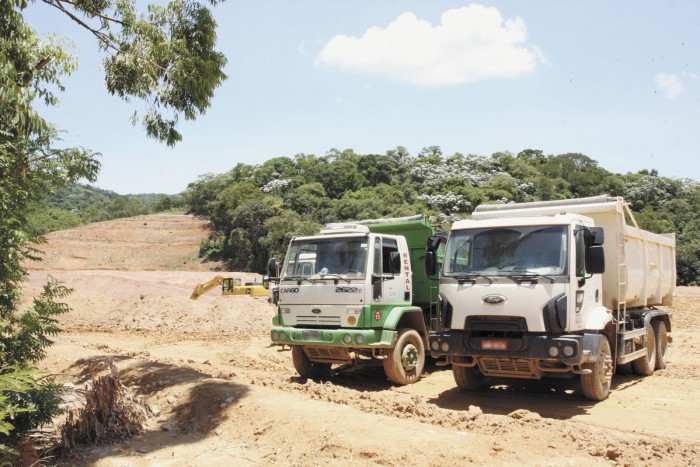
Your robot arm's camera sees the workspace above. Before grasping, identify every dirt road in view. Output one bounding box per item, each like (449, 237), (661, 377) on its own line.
(28, 214), (700, 466)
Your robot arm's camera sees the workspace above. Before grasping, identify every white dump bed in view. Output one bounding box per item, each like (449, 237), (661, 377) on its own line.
(473, 196), (676, 308)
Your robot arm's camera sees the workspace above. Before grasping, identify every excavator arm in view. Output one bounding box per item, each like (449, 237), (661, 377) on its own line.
(190, 275), (226, 300)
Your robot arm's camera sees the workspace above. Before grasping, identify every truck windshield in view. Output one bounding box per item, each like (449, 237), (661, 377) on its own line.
(282, 237), (368, 279)
(444, 225), (568, 277)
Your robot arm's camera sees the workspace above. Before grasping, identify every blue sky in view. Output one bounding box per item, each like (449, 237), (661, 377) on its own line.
(26, 1), (700, 194)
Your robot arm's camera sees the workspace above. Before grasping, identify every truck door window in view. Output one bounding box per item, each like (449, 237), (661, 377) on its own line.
(575, 226), (586, 277)
(373, 238), (382, 300)
(382, 239), (399, 275)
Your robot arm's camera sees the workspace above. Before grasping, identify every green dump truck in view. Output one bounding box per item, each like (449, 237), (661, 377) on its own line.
(268, 214), (444, 384)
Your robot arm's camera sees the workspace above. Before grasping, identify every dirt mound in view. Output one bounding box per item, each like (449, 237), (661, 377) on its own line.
(99, 294), (273, 335)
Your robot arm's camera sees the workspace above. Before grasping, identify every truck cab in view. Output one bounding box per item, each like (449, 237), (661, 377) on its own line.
(270, 215), (442, 384)
(428, 196), (674, 400)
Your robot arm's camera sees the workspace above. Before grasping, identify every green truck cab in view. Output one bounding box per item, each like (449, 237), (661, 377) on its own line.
(269, 215), (444, 384)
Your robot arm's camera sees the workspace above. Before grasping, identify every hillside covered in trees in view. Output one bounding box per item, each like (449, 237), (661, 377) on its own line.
(182, 147), (700, 286)
(28, 185), (185, 235)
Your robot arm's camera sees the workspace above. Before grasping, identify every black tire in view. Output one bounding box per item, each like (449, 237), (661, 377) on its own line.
(383, 328), (425, 385)
(581, 335), (613, 401)
(632, 325), (656, 376)
(452, 364), (485, 391)
(292, 346), (331, 379)
(653, 320), (669, 370)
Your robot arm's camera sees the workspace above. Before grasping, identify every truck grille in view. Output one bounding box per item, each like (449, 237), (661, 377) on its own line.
(306, 346), (350, 364)
(479, 357), (539, 379)
(297, 315), (341, 325)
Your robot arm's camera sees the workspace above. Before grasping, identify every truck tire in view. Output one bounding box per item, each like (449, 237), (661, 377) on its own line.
(632, 325), (656, 376)
(581, 335), (612, 401)
(383, 328), (425, 385)
(292, 346), (331, 380)
(653, 320), (669, 370)
(453, 365), (485, 391)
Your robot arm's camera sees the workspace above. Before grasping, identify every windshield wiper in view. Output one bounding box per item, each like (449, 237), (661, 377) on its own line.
(453, 273), (493, 284)
(318, 273), (351, 284)
(286, 276), (317, 284)
(504, 271), (555, 284)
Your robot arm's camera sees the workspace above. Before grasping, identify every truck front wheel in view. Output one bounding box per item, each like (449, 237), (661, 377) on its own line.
(453, 364), (485, 391)
(292, 346), (331, 380)
(383, 328), (425, 385)
(632, 325), (656, 376)
(581, 335), (613, 401)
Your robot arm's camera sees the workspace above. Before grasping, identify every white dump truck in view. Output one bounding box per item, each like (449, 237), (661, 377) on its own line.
(426, 196), (675, 400)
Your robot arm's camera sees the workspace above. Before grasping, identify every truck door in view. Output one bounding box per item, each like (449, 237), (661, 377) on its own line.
(372, 237), (401, 303)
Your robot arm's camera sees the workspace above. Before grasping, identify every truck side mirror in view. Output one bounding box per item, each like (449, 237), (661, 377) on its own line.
(426, 234), (444, 252)
(425, 251), (437, 277)
(267, 257), (278, 278)
(262, 275), (270, 289)
(586, 245), (605, 274)
(585, 227), (605, 247)
(390, 251), (401, 275)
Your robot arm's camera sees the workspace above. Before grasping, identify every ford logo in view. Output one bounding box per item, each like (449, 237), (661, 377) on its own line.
(483, 294), (506, 304)
(311, 308), (322, 314)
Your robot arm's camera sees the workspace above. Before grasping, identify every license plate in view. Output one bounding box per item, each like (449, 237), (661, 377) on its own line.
(302, 330), (323, 341)
(481, 339), (508, 350)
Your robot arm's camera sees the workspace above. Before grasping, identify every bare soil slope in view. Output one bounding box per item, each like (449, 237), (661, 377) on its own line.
(27, 213), (700, 466)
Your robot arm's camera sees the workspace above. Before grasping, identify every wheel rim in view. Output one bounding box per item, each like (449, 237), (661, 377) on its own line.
(401, 343), (419, 371)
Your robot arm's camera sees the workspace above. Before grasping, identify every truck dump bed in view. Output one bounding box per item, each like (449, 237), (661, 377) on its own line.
(472, 196), (675, 308)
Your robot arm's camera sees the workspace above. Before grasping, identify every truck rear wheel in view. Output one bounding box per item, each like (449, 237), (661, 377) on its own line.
(292, 346), (331, 380)
(581, 335), (613, 401)
(383, 328), (425, 385)
(652, 320), (668, 370)
(453, 364), (484, 391)
(632, 325), (656, 376)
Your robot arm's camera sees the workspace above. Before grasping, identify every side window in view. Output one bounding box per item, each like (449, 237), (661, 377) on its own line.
(575, 226), (586, 277)
(382, 238), (399, 275)
(373, 237), (382, 275)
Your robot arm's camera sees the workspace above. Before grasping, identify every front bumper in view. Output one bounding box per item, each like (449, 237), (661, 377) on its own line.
(429, 331), (600, 366)
(271, 326), (398, 348)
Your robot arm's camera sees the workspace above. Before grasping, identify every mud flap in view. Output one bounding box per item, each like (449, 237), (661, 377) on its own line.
(582, 333), (604, 363)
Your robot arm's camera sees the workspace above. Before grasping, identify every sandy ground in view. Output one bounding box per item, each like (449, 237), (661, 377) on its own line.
(24, 213), (700, 466)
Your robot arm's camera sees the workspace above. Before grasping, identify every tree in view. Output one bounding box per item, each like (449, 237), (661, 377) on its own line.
(1, 0), (226, 457)
(38, 0), (227, 146)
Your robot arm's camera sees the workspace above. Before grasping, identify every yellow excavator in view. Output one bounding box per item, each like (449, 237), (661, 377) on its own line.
(190, 275), (269, 300)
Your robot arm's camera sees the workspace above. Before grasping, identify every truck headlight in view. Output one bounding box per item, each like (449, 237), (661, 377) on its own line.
(272, 331), (279, 340)
(563, 345), (575, 357)
(343, 334), (352, 344)
(355, 335), (364, 345)
(431, 341), (439, 351)
(548, 346), (559, 357)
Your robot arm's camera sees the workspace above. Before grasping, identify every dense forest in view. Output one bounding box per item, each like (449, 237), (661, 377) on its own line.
(28, 185), (185, 235)
(33, 147), (699, 285)
(180, 147), (700, 286)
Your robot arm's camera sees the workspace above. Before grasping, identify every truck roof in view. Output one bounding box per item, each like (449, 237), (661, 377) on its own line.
(452, 213), (594, 230)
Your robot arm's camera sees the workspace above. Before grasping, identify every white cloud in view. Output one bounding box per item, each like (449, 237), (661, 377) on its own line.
(316, 4), (537, 86)
(655, 72), (684, 99)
